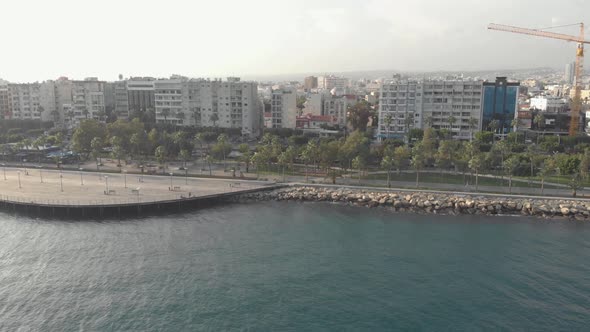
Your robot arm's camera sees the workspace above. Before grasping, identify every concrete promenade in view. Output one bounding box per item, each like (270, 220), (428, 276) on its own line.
(0, 166), (273, 206)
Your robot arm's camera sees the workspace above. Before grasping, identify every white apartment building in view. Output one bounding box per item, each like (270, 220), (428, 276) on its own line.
(323, 94), (356, 127)
(530, 95), (568, 113)
(6, 83), (41, 120)
(378, 79), (483, 141)
(420, 80), (483, 140)
(71, 78), (106, 125)
(155, 77), (260, 136)
(318, 75), (349, 90)
(270, 87), (297, 129)
(378, 80), (419, 140)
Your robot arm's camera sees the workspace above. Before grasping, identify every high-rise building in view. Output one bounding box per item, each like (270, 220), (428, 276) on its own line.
(127, 78), (155, 115)
(270, 87), (297, 129)
(71, 78), (106, 125)
(154, 77), (260, 136)
(481, 77), (520, 134)
(304, 76), (318, 91)
(378, 79), (486, 141)
(377, 80), (419, 140)
(565, 62), (575, 84)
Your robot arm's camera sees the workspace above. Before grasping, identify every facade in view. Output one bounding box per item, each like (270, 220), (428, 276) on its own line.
(6, 83), (41, 120)
(71, 78), (106, 125)
(481, 77), (520, 134)
(323, 94), (356, 127)
(420, 80), (483, 140)
(377, 80), (419, 140)
(565, 62), (575, 84)
(304, 93), (325, 116)
(0, 85), (9, 119)
(378, 79), (492, 141)
(304, 76), (318, 91)
(155, 77), (260, 136)
(530, 95), (568, 113)
(318, 75), (348, 90)
(114, 81), (129, 119)
(127, 78), (155, 116)
(296, 113), (335, 129)
(270, 87), (297, 129)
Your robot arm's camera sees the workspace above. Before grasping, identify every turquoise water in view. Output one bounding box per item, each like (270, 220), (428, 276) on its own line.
(1, 202), (590, 331)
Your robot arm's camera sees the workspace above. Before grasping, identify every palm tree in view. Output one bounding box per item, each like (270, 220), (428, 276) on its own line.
(381, 155), (394, 188)
(383, 114), (393, 139)
(488, 119), (500, 143)
(539, 157), (556, 195)
(352, 156), (365, 184)
(534, 113), (545, 144)
(503, 155), (520, 194)
(447, 115), (457, 137)
(404, 116), (413, 143)
(205, 155), (213, 176)
(161, 109), (170, 124)
(468, 153), (483, 191)
(82, 107), (89, 119)
(468, 117), (478, 142)
(411, 142), (425, 188)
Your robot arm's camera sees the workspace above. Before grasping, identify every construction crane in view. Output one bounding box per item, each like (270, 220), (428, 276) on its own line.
(488, 23), (589, 136)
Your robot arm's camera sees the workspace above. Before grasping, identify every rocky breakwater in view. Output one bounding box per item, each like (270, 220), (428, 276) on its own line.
(239, 186), (590, 220)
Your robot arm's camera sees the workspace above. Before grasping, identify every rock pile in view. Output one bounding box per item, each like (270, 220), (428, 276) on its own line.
(238, 186), (590, 220)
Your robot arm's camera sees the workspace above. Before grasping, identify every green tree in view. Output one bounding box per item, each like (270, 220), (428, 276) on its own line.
(411, 142), (426, 188)
(110, 136), (126, 168)
(155, 145), (167, 173)
(238, 143), (252, 172)
(90, 137), (104, 170)
(468, 117), (478, 142)
(179, 149), (191, 169)
(503, 155), (520, 194)
(393, 145), (411, 175)
(488, 119), (500, 143)
(72, 119), (106, 158)
(352, 156), (366, 184)
(320, 140), (340, 184)
(205, 155), (214, 176)
(539, 156), (556, 195)
(210, 113), (219, 126)
(381, 153), (394, 188)
(469, 152), (484, 191)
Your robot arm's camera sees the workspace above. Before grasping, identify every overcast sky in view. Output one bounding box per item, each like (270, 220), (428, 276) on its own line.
(2, 0), (590, 82)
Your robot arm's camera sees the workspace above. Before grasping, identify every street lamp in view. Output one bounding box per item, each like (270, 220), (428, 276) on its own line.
(185, 167), (188, 184)
(79, 168), (84, 186)
(123, 170), (127, 188)
(104, 175), (109, 194)
(169, 172), (173, 190)
(2, 163), (6, 181)
(17, 171), (21, 189)
(38, 166), (43, 183)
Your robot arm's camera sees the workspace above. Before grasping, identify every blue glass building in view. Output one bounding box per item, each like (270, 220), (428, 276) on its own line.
(482, 77), (520, 134)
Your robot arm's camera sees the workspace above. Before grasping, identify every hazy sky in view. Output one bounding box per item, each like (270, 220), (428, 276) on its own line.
(2, 0), (590, 82)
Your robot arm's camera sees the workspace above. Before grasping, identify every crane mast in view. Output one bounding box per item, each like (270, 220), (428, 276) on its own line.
(488, 23), (589, 136)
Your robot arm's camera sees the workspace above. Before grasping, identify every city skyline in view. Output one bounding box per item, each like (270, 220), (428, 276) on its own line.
(2, 0), (590, 82)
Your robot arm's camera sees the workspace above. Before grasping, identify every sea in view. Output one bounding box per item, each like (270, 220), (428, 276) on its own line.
(1, 202), (589, 331)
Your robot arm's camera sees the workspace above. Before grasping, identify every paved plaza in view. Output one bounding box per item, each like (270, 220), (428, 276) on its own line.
(0, 167), (272, 206)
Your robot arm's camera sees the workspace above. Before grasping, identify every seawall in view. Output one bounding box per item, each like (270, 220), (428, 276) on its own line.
(237, 186), (590, 220)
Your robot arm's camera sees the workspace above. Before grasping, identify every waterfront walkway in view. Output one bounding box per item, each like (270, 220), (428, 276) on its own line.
(0, 167), (273, 206)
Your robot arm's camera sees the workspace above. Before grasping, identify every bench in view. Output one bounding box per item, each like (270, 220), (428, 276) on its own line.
(169, 186), (181, 191)
(104, 190), (117, 195)
(131, 189), (140, 195)
(229, 183), (241, 188)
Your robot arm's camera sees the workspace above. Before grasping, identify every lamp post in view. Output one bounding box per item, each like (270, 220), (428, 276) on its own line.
(3, 163), (7, 180)
(169, 172), (173, 190)
(105, 175), (109, 194)
(123, 170), (127, 188)
(185, 167), (188, 185)
(38, 166), (43, 183)
(79, 168), (84, 185)
(17, 171), (21, 189)
(59, 174), (63, 192)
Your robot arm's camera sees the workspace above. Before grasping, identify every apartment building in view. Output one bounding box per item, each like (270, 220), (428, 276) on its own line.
(323, 94), (356, 127)
(304, 76), (318, 91)
(6, 83), (41, 120)
(154, 77), (260, 136)
(114, 78), (156, 119)
(71, 78), (106, 124)
(0, 85), (10, 120)
(377, 80), (419, 141)
(420, 80), (483, 140)
(318, 75), (348, 90)
(378, 79), (485, 141)
(270, 87), (297, 129)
